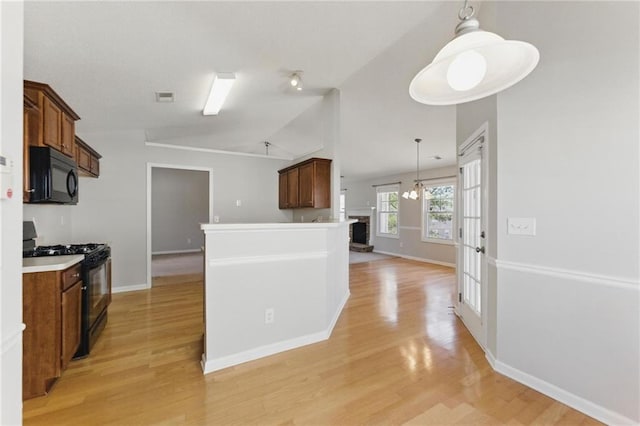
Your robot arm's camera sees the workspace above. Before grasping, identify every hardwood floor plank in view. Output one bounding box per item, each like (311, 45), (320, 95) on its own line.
(23, 258), (601, 425)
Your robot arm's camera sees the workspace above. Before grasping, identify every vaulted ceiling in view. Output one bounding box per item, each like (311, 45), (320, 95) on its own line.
(24, 1), (465, 179)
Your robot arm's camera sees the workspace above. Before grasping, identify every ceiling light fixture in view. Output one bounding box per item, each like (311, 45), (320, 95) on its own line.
(203, 72), (236, 115)
(290, 72), (303, 91)
(402, 138), (434, 201)
(409, 0), (539, 106)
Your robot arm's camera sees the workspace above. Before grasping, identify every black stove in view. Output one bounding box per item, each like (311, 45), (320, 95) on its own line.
(23, 243), (106, 258)
(23, 221), (112, 359)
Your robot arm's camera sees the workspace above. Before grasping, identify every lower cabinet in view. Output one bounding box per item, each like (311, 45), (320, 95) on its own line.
(23, 262), (82, 400)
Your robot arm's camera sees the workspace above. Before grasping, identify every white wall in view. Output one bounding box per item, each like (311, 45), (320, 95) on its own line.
(23, 204), (73, 244)
(67, 130), (291, 290)
(151, 167), (209, 253)
(343, 165), (457, 266)
(272, 89), (342, 222)
(0, 1), (24, 424)
(201, 221), (350, 373)
(478, 2), (639, 424)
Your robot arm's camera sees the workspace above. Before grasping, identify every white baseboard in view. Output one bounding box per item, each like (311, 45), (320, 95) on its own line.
(327, 290), (350, 335)
(373, 250), (456, 268)
(152, 249), (202, 255)
(202, 289), (350, 375)
(202, 329), (329, 374)
(112, 283), (150, 293)
(489, 355), (637, 425)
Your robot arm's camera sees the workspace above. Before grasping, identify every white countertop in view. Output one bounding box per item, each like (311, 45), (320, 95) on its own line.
(23, 255), (84, 274)
(201, 219), (356, 231)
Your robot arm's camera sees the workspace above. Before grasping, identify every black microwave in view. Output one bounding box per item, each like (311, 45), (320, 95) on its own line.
(28, 147), (78, 204)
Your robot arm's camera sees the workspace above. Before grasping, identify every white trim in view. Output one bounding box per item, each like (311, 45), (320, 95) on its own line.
(112, 283), (150, 294)
(491, 256), (638, 290)
(373, 250), (455, 268)
(457, 122), (489, 348)
(202, 329), (328, 374)
(485, 348), (497, 370)
(422, 238), (454, 246)
(327, 290), (350, 334)
(490, 357), (637, 426)
(458, 122), (488, 156)
(147, 163), (214, 288)
(146, 141), (293, 161)
(209, 251), (328, 267)
(0, 324), (25, 356)
(151, 249), (202, 256)
(398, 226), (421, 231)
(202, 289), (350, 374)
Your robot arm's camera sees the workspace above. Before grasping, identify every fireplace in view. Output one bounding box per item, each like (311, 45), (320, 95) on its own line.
(348, 216), (374, 252)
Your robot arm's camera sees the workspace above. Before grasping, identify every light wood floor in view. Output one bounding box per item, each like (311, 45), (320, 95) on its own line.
(23, 259), (600, 425)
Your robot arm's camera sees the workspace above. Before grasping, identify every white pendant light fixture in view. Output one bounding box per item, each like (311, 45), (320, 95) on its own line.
(402, 138), (434, 201)
(409, 0), (539, 106)
(203, 72), (236, 115)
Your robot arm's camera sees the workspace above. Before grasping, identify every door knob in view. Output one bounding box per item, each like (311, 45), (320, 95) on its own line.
(475, 246), (485, 254)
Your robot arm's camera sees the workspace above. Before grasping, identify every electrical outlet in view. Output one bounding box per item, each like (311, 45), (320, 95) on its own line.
(214, 216), (220, 223)
(187, 238), (192, 245)
(236, 199), (242, 207)
(399, 242), (404, 248)
(264, 308), (275, 324)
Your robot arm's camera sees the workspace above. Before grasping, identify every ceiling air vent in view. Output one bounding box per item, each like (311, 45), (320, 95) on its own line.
(155, 92), (175, 103)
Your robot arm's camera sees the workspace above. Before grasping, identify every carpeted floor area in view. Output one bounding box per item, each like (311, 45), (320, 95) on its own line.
(152, 252), (204, 277)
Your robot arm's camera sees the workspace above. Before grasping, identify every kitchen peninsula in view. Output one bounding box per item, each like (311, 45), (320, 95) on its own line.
(200, 220), (355, 374)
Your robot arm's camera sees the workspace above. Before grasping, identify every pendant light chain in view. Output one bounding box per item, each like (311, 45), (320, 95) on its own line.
(458, 0), (475, 21)
(416, 139), (420, 183)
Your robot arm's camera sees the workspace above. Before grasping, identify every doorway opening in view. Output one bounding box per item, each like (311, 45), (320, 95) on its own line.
(146, 164), (213, 287)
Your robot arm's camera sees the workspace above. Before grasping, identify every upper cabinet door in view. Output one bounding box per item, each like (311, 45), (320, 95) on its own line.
(43, 97), (62, 151)
(298, 162), (314, 207)
(61, 113), (75, 158)
(287, 168), (299, 208)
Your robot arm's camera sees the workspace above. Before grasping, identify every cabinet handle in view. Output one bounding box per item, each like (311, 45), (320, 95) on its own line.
(26, 189), (35, 193)
(73, 273), (80, 278)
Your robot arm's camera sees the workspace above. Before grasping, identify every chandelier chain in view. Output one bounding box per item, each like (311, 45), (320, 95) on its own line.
(458, 0), (475, 21)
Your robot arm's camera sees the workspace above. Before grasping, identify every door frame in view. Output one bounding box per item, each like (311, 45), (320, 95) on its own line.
(146, 163), (214, 288)
(456, 122), (489, 349)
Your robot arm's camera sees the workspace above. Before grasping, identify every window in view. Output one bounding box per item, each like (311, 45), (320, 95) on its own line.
(339, 192), (346, 221)
(422, 183), (455, 244)
(376, 185), (399, 238)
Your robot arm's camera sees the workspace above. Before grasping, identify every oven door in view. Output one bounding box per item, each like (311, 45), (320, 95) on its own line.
(87, 256), (111, 327)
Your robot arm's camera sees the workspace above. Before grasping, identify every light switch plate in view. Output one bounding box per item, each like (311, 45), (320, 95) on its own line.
(508, 217), (536, 236)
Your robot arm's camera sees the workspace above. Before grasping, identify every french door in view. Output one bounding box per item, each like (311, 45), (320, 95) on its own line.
(457, 130), (486, 348)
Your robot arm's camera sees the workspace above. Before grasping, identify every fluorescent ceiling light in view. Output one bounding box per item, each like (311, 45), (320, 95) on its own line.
(203, 72), (236, 115)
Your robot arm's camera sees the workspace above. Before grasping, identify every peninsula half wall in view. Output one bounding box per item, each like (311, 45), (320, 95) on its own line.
(200, 220), (354, 373)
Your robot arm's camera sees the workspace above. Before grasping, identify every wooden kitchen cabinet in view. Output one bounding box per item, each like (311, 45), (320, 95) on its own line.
(278, 158), (331, 209)
(23, 94), (38, 201)
(24, 80), (80, 159)
(23, 262), (83, 400)
(75, 136), (102, 178)
(278, 167), (300, 209)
